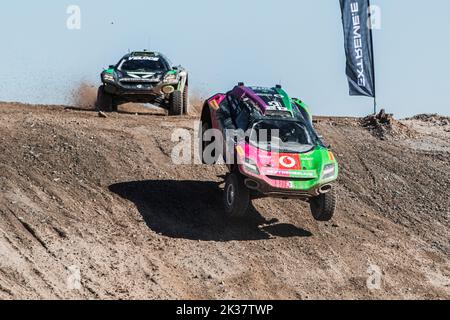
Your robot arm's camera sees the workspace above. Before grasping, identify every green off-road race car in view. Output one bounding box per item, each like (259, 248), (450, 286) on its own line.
(96, 51), (188, 115)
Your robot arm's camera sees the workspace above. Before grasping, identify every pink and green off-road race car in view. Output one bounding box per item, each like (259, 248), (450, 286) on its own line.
(200, 84), (339, 221)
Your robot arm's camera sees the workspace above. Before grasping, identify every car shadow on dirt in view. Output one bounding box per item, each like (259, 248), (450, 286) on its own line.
(109, 180), (312, 241)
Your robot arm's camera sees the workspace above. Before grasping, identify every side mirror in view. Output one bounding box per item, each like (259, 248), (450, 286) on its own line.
(172, 66), (179, 70)
(108, 65), (115, 69)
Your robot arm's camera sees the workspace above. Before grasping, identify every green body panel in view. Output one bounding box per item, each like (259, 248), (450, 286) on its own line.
(274, 87), (294, 114)
(288, 146), (338, 190)
(292, 98), (312, 119)
(269, 88), (312, 121)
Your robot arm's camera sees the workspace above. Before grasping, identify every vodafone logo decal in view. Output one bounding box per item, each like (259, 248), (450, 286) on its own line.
(279, 156), (297, 169)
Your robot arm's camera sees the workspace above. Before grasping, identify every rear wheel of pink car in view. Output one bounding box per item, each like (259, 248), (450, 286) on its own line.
(224, 173), (250, 218)
(200, 121), (211, 164)
(200, 119), (219, 165)
(310, 189), (336, 222)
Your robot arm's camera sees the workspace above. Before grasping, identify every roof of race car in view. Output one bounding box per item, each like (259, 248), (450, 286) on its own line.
(119, 51), (169, 63)
(115, 51), (173, 70)
(230, 85), (294, 117)
(124, 51), (160, 58)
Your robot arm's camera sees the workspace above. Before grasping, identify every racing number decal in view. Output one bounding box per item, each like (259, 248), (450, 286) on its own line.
(267, 101), (283, 110)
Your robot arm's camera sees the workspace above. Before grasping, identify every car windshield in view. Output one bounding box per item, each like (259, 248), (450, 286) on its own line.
(249, 119), (316, 153)
(119, 58), (167, 73)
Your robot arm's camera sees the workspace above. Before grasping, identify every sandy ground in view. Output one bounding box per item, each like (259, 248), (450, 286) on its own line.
(0, 102), (448, 300)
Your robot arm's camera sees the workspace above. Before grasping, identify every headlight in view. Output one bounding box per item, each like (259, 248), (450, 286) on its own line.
(102, 73), (115, 82)
(322, 164), (336, 180)
(243, 158), (260, 175)
(164, 73), (177, 82)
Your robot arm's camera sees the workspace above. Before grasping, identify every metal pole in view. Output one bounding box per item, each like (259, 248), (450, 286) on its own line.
(368, 0), (377, 115)
(373, 95), (376, 115)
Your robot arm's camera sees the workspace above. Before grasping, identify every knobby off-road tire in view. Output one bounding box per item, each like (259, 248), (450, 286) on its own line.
(223, 173), (250, 218)
(169, 90), (183, 116)
(183, 85), (189, 115)
(96, 85), (116, 112)
(199, 120), (211, 164)
(199, 116), (220, 165)
(310, 188), (337, 222)
(199, 105), (217, 164)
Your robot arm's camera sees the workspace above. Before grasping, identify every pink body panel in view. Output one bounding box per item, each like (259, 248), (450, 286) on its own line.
(239, 142), (302, 190)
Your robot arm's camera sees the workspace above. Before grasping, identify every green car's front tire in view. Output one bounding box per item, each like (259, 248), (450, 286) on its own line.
(169, 90), (183, 116)
(183, 85), (189, 115)
(223, 172), (250, 218)
(310, 189), (336, 222)
(96, 85), (115, 112)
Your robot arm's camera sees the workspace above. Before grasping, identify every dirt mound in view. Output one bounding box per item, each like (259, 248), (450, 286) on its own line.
(0, 103), (449, 300)
(407, 114), (450, 126)
(361, 109), (415, 140)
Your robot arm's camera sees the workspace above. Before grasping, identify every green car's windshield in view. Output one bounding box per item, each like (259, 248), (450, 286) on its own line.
(119, 58), (167, 73)
(249, 119), (316, 153)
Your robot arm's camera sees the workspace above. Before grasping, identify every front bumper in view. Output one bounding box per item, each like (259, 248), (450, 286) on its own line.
(103, 80), (179, 97)
(238, 165), (336, 199)
(243, 176), (334, 199)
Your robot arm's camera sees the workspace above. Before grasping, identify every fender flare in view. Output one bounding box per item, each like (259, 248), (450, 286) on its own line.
(177, 71), (188, 92)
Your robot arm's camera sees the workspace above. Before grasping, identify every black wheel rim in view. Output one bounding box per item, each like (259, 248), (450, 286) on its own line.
(226, 183), (235, 208)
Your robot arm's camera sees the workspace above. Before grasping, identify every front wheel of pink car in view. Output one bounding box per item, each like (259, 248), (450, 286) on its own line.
(310, 189), (336, 222)
(224, 173), (250, 218)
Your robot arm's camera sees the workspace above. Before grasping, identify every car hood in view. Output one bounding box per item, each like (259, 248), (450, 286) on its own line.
(237, 142), (337, 179)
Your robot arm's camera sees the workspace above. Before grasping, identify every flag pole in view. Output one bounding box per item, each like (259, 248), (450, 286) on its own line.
(368, 0), (377, 115)
(373, 97), (377, 115)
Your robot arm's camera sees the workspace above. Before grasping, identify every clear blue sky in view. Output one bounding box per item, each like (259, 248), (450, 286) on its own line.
(0, 0), (448, 117)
